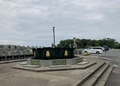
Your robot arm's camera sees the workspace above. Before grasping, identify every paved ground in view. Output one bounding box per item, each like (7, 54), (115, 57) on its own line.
(0, 49), (118, 86)
(95, 49), (120, 86)
(0, 55), (106, 86)
(0, 62), (76, 86)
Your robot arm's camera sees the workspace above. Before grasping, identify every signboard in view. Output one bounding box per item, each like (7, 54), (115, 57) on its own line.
(52, 60), (66, 65)
(31, 60), (40, 65)
(76, 58), (82, 63)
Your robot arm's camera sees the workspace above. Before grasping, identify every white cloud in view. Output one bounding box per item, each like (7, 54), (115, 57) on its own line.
(0, 0), (120, 46)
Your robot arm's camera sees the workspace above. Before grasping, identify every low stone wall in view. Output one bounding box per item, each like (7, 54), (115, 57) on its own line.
(0, 54), (33, 61)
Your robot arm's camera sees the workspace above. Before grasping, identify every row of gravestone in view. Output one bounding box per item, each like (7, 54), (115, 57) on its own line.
(0, 45), (37, 56)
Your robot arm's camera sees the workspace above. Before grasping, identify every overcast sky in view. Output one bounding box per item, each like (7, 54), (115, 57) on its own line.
(0, 0), (120, 47)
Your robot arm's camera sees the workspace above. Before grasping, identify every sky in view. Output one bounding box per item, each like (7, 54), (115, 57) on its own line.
(0, 0), (120, 47)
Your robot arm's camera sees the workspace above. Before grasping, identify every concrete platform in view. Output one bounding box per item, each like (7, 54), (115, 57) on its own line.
(11, 55), (114, 86)
(12, 61), (97, 72)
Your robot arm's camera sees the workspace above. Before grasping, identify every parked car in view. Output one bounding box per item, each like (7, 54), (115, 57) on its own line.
(83, 47), (103, 54)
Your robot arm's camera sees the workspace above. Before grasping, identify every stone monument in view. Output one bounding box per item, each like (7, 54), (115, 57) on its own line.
(26, 47), (83, 67)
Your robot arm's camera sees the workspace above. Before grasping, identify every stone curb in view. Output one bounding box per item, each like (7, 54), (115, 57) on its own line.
(0, 59), (27, 64)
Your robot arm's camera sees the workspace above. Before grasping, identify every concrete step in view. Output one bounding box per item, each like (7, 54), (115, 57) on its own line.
(95, 65), (114, 86)
(81, 63), (109, 86)
(76, 62), (105, 86)
(13, 62), (97, 72)
(23, 65), (40, 68)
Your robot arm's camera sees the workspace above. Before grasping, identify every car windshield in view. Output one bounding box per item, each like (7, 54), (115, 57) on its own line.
(88, 48), (92, 49)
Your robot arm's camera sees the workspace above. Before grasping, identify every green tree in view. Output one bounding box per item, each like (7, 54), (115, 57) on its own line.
(57, 38), (119, 49)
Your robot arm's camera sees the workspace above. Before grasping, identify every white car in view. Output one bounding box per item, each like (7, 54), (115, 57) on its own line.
(83, 47), (103, 54)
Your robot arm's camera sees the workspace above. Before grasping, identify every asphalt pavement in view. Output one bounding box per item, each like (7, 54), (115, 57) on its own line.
(95, 49), (120, 86)
(0, 49), (119, 86)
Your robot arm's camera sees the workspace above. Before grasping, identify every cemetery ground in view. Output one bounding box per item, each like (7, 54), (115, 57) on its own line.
(0, 49), (119, 86)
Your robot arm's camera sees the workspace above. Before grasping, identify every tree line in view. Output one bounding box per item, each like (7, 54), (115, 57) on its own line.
(57, 38), (120, 49)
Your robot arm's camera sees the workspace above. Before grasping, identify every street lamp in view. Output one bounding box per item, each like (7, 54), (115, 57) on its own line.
(53, 27), (55, 46)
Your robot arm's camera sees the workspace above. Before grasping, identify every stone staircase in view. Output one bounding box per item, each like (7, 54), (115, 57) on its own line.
(76, 62), (114, 86)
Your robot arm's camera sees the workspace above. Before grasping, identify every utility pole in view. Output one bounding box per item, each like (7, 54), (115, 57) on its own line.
(53, 27), (55, 46)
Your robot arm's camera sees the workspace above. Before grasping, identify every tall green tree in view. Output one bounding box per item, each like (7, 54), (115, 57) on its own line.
(57, 38), (119, 49)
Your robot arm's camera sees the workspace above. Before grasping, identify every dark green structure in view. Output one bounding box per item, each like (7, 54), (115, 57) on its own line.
(32, 48), (75, 60)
